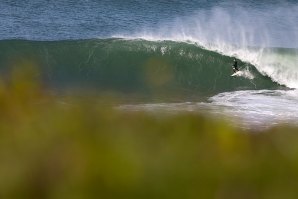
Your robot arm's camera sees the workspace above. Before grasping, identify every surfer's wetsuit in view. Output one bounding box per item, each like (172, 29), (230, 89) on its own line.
(232, 59), (239, 72)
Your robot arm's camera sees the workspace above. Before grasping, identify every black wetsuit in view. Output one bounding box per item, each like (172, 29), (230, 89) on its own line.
(233, 60), (239, 72)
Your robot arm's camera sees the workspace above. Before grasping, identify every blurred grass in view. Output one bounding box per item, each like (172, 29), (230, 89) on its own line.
(1, 63), (298, 199)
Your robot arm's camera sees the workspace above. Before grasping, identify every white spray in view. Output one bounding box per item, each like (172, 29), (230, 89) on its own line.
(115, 2), (298, 88)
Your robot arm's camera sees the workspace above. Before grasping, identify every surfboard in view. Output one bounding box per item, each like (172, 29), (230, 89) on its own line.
(231, 71), (242, 77)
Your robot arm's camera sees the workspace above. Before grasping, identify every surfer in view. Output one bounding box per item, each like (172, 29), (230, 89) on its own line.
(232, 58), (239, 73)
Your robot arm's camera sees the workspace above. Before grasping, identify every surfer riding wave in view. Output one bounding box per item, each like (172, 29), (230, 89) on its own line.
(232, 58), (239, 73)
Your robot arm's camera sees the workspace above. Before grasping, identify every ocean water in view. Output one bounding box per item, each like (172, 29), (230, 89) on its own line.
(1, 0), (298, 129)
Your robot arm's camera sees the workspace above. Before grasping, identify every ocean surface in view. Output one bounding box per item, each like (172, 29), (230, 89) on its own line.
(1, 0), (298, 129)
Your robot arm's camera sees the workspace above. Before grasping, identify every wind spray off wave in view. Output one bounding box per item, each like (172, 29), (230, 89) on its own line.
(115, 2), (298, 88)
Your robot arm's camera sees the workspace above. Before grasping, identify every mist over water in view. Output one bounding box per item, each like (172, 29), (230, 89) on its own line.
(117, 1), (298, 48)
(129, 3), (298, 89)
(113, 1), (298, 89)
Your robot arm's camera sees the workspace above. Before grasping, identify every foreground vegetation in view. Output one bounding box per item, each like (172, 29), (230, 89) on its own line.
(1, 65), (298, 198)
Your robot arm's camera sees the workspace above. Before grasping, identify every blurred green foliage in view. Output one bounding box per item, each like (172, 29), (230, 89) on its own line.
(1, 63), (298, 199)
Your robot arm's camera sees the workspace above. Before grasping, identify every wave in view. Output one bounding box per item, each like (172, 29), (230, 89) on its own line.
(114, 3), (298, 89)
(0, 38), (284, 99)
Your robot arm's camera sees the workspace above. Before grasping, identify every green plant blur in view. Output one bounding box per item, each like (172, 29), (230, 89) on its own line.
(1, 62), (298, 199)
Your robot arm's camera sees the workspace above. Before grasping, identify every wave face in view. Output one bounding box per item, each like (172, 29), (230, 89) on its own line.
(0, 39), (282, 100)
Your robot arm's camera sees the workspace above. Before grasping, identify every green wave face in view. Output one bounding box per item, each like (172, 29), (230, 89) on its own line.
(0, 39), (280, 100)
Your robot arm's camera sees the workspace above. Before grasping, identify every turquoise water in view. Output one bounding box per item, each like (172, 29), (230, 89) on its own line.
(1, 0), (298, 128)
